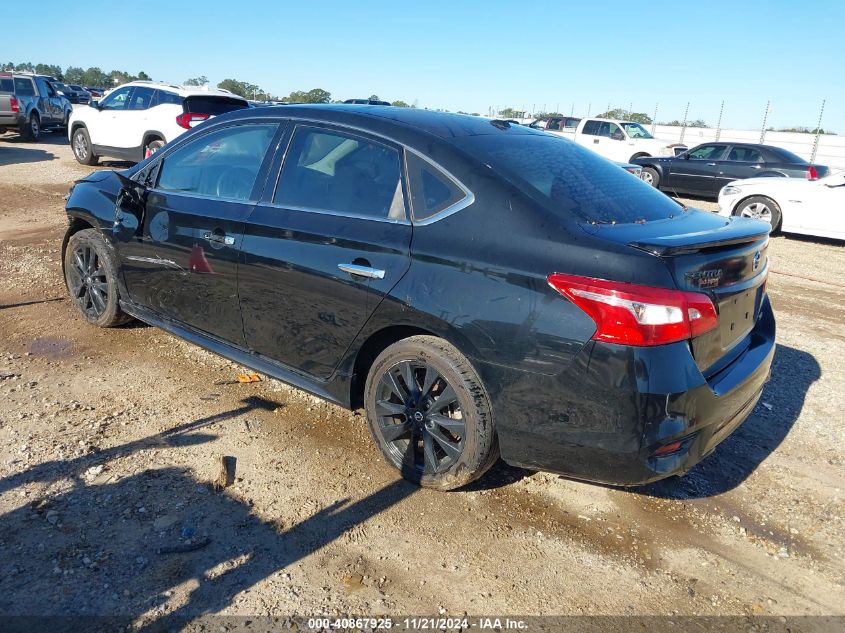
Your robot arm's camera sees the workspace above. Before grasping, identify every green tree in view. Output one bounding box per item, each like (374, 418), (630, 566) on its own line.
(217, 79), (249, 97)
(35, 63), (63, 80)
(284, 88), (331, 103)
(184, 75), (208, 86)
(595, 108), (652, 124)
(368, 94), (380, 101)
(64, 66), (85, 84)
(660, 119), (708, 128)
(81, 67), (111, 88)
(137, 71), (151, 81)
(15, 62), (34, 72)
(391, 100), (410, 108)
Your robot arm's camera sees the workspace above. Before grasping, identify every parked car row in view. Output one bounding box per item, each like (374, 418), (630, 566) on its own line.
(68, 80), (249, 164)
(63, 106), (776, 491)
(0, 71), (74, 140)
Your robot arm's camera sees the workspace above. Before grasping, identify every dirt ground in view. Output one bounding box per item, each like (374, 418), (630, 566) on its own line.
(0, 131), (843, 630)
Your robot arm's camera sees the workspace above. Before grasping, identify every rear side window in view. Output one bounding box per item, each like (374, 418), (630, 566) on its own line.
(274, 126), (404, 220)
(155, 90), (183, 106)
(14, 78), (35, 96)
(581, 120), (600, 135)
(156, 124), (277, 201)
(185, 96), (248, 115)
(461, 134), (685, 225)
(405, 151), (467, 221)
(0, 78), (12, 92)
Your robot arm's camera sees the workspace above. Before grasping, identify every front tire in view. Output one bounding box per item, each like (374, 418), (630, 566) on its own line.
(72, 127), (99, 165)
(734, 195), (782, 232)
(364, 335), (499, 490)
(63, 229), (132, 327)
(641, 167), (659, 188)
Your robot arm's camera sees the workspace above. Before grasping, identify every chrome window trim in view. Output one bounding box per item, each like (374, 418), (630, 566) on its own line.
(268, 117), (475, 226)
(147, 188), (260, 205)
(260, 201), (411, 225)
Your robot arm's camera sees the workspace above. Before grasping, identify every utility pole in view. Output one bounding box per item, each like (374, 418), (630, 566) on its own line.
(651, 103), (658, 136)
(679, 102), (690, 144)
(715, 100), (725, 141)
(587, 101), (591, 116)
(810, 99), (826, 164)
(759, 100), (771, 144)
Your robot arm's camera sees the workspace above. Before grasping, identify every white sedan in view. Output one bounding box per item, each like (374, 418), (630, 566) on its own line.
(718, 172), (845, 241)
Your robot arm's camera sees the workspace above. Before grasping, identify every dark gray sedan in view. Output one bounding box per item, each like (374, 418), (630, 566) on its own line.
(633, 142), (828, 198)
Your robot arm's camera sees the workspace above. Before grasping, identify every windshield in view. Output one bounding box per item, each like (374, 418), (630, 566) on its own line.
(460, 133), (685, 224)
(621, 122), (653, 139)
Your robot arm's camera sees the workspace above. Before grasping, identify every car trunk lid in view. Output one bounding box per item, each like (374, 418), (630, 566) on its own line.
(582, 210), (771, 375)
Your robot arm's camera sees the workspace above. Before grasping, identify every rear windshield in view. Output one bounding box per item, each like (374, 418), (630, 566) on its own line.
(460, 134), (685, 224)
(771, 147), (807, 164)
(184, 96), (248, 115)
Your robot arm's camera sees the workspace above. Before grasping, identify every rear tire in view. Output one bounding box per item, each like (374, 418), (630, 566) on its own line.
(63, 229), (132, 327)
(72, 127), (99, 165)
(641, 167), (659, 188)
(734, 195), (782, 232)
(19, 113), (40, 141)
(364, 335), (499, 491)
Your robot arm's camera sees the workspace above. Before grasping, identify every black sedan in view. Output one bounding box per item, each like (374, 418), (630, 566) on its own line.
(633, 142), (828, 198)
(61, 106), (775, 490)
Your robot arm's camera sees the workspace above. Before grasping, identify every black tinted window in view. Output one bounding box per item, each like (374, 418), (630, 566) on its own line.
(770, 147), (807, 164)
(274, 127), (404, 220)
(157, 124), (276, 201)
(185, 96), (247, 115)
(461, 134), (685, 224)
(155, 90), (182, 106)
(0, 78), (13, 92)
(14, 78), (35, 96)
(128, 87), (155, 110)
(727, 146), (762, 162)
(581, 120), (600, 135)
(406, 151), (467, 221)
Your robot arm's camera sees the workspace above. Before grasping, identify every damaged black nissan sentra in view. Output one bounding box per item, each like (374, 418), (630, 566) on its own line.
(62, 105), (775, 490)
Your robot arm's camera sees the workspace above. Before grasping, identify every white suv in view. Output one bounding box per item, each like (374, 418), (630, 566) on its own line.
(68, 81), (248, 165)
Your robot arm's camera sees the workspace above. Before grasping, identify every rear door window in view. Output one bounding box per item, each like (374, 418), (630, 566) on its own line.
(273, 126), (405, 220)
(581, 120), (600, 135)
(155, 90), (183, 106)
(727, 146), (762, 162)
(405, 151), (468, 221)
(156, 124), (277, 201)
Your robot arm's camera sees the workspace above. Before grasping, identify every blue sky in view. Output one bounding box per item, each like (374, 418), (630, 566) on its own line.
(5, 0), (843, 131)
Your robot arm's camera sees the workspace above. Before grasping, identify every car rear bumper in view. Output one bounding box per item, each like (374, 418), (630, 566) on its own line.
(476, 295), (776, 486)
(0, 113), (25, 127)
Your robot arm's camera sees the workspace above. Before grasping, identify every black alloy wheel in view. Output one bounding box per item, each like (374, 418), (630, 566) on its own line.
(365, 336), (498, 490)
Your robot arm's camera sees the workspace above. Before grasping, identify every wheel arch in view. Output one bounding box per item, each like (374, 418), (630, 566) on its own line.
(348, 324), (437, 410)
(61, 214), (98, 279)
(142, 130), (166, 147)
(629, 152), (651, 162)
(732, 193), (784, 231)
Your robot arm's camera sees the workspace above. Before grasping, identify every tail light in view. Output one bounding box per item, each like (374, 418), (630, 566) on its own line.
(176, 113), (209, 129)
(547, 273), (718, 346)
(806, 166), (819, 180)
(10, 96), (20, 113)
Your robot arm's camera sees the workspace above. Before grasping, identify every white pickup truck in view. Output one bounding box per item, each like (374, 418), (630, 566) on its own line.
(529, 117), (686, 163)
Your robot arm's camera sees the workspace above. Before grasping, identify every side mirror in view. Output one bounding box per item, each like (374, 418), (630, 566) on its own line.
(611, 132), (624, 141)
(683, 153), (690, 160)
(89, 100), (100, 109)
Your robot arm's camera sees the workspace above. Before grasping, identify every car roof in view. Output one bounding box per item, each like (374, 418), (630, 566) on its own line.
(228, 104), (542, 141)
(117, 80), (247, 100)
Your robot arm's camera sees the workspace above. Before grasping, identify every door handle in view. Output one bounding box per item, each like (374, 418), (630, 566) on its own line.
(706, 162), (717, 166)
(750, 164), (762, 169)
(203, 231), (235, 246)
(593, 139), (600, 144)
(338, 263), (385, 279)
